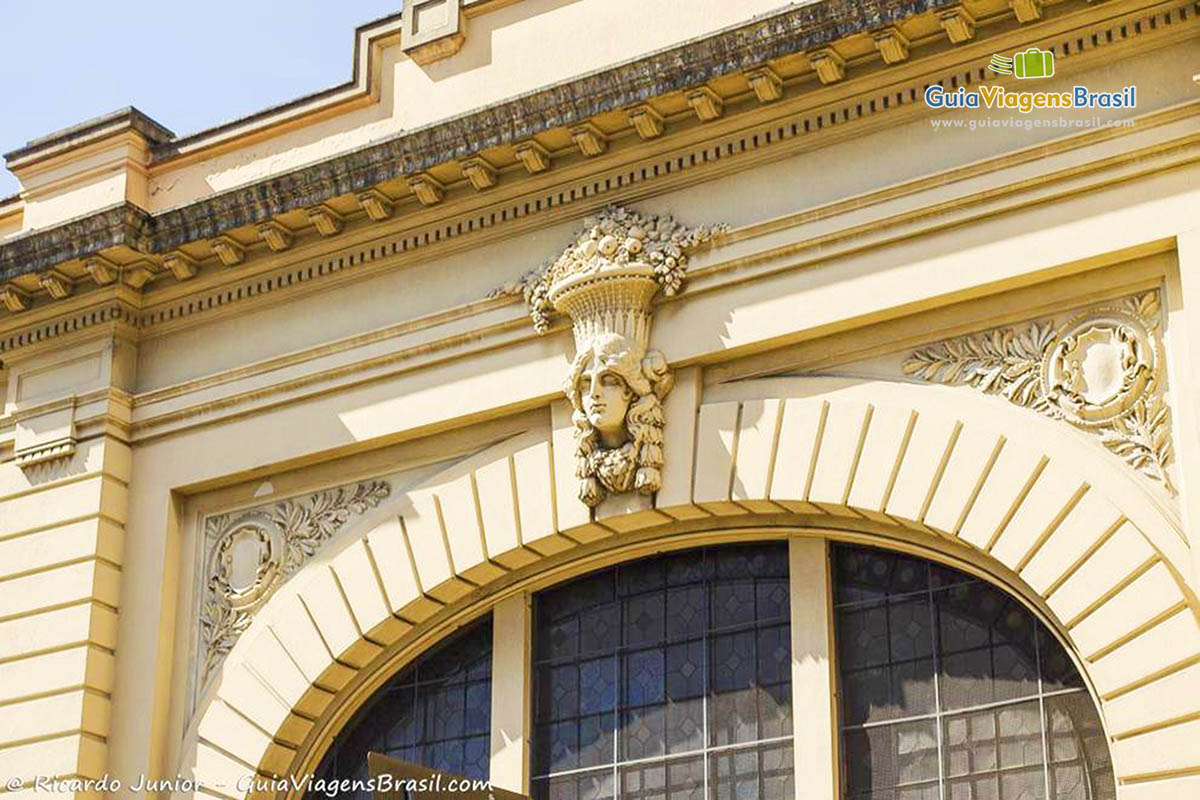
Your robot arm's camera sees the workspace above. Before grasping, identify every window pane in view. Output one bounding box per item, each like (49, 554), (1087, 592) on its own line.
(533, 769), (616, 800)
(844, 719), (940, 799)
(834, 545), (1116, 800)
(710, 742), (795, 800)
(943, 700), (1047, 799)
(622, 756), (705, 800)
(311, 617), (493, 794)
(1046, 692), (1116, 800)
(532, 544), (792, 799)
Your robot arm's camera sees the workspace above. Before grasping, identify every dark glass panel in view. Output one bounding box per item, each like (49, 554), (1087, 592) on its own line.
(533, 769), (616, 800)
(836, 547), (931, 607)
(1045, 692), (1116, 800)
(844, 719), (941, 800)
(835, 544), (1117, 800)
(625, 591), (667, 646)
(532, 544), (792, 798)
(311, 617), (493, 795)
(580, 603), (621, 655)
(667, 585), (708, 639)
(937, 582), (1039, 711)
(581, 656), (617, 715)
(711, 581), (757, 629)
(622, 756), (705, 800)
(709, 630), (759, 747)
(756, 579), (791, 623)
(1039, 627), (1085, 694)
(708, 742), (794, 800)
(942, 701), (1047, 800)
(538, 663), (580, 722)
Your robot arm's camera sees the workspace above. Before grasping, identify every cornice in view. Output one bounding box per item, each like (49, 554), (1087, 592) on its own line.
(0, 0), (1195, 345)
(0, 204), (154, 280)
(124, 104), (1200, 443)
(139, 0), (970, 248)
(0, 0), (999, 281)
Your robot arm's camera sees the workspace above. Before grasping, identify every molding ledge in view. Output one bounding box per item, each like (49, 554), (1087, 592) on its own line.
(6, 0), (1186, 292)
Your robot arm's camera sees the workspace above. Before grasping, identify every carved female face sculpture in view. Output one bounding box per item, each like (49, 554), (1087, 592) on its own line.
(513, 206), (724, 506)
(581, 363), (635, 447)
(565, 333), (671, 506)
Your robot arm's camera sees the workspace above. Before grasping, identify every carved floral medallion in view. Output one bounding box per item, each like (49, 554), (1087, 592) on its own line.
(904, 292), (1174, 492)
(198, 480), (390, 686)
(502, 206), (725, 506)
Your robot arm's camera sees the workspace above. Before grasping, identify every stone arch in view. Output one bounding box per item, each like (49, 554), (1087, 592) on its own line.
(178, 377), (1200, 800)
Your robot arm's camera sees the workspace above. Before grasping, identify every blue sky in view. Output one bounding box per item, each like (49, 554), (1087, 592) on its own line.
(0, 1), (402, 197)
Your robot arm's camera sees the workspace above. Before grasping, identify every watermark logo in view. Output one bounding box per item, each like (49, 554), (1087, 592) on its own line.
(989, 48), (1056, 79)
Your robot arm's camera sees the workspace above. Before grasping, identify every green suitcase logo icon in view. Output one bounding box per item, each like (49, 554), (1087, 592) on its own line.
(989, 48), (1055, 79)
(1014, 47), (1054, 78)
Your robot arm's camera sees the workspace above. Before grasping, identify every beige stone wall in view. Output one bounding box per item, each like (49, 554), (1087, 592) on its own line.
(0, 436), (129, 797)
(1, 1), (1199, 798)
(170, 375), (1200, 798)
(5, 141), (1197, 800)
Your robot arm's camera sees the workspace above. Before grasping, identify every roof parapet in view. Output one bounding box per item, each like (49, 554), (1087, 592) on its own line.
(4, 106), (174, 168)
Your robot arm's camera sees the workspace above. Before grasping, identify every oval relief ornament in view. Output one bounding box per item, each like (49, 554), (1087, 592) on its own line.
(197, 479), (390, 688)
(904, 291), (1174, 494)
(208, 514), (284, 610)
(1043, 310), (1155, 426)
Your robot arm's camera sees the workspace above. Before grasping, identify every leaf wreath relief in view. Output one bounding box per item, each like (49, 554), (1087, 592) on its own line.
(273, 481), (390, 578)
(1100, 395), (1175, 493)
(903, 323), (1056, 411)
(199, 601), (251, 681)
(902, 293), (1175, 494)
(199, 480), (390, 685)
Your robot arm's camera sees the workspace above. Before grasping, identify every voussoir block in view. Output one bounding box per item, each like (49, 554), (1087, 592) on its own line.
(1069, 561), (1184, 658)
(1103, 661), (1200, 737)
(436, 474), (506, 584)
(731, 398), (784, 512)
(846, 404), (914, 520)
(884, 410), (959, 525)
(473, 458), (536, 568)
(769, 398), (825, 513)
(956, 439), (1044, 550)
(1020, 494), (1123, 596)
(694, 401), (741, 514)
(988, 462), (1084, 570)
(364, 517), (440, 622)
(1048, 522), (1155, 626)
(330, 539), (394, 639)
(1110, 717), (1200, 779)
(213, 662), (293, 738)
(1088, 609), (1200, 697)
(809, 401), (869, 514)
(197, 699), (274, 770)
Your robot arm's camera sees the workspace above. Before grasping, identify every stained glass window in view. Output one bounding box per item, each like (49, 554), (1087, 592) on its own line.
(530, 544), (793, 800)
(311, 618), (492, 798)
(833, 545), (1115, 800)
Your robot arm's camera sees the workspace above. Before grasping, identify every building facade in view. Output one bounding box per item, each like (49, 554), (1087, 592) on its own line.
(1, 0), (1199, 798)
